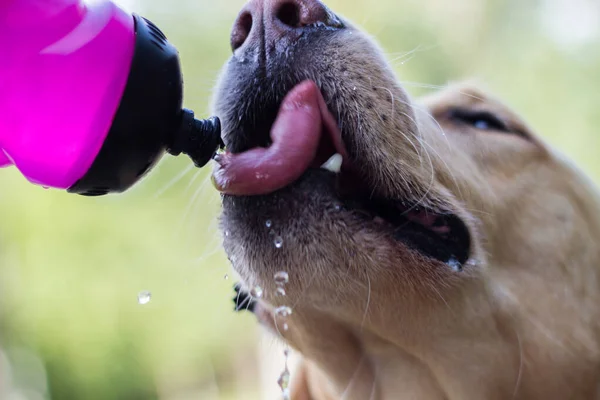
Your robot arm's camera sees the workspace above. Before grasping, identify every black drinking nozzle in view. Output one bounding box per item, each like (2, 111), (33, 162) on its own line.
(167, 110), (223, 168)
(67, 15), (224, 197)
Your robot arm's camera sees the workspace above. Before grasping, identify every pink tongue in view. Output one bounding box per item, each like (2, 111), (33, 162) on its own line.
(212, 80), (344, 196)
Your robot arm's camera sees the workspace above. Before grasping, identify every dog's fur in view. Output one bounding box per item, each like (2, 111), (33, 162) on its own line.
(212, 2), (600, 398)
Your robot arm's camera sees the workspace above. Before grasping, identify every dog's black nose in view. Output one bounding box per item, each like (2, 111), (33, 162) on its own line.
(230, 0), (334, 52)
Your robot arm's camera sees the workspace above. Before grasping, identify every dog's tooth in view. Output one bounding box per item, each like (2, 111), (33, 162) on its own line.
(320, 153), (343, 173)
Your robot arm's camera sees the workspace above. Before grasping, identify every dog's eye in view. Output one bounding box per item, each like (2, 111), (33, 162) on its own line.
(450, 109), (509, 132)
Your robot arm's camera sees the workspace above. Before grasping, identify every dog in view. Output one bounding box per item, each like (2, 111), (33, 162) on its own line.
(210, 0), (600, 398)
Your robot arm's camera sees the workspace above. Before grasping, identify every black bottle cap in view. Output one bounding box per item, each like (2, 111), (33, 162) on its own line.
(68, 14), (222, 197)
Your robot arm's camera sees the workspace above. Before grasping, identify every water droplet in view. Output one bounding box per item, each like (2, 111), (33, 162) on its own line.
(275, 306), (293, 318)
(274, 236), (283, 249)
(274, 271), (289, 285)
(334, 203), (342, 211)
(282, 323), (289, 331)
(278, 347), (291, 398)
(250, 286), (264, 298)
(137, 291), (152, 305)
(447, 256), (462, 272)
(265, 219), (273, 228)
(225, 230), (230, 237)
(276, 287), (287, 297)
(224, 274), (229, 280)
(353, 86), (357, 91)
(466, 258), (478, 267)
(278, 368), (291, 395)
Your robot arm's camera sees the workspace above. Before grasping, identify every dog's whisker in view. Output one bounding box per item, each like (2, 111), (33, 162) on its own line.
(399, 81), (449, 91)
(191, 242), (222, 266)
(394, 109), (437, 197)
(368, 376), (377, 400)
(460, 207), (493, 217)
(385, 43), (438, 64)
(189, 176), (216, 229)
(178, 174), (217, 249)
(399, 81), (489, 103)
(360, 273), (372, 333)
(175, 174), (208, 239)
(394, 96), (470, 204)
(429, 283), (454, 316)
(512, 328), (524, 399)
(340, 355), (367, 400)
(376, 87), (410, 157)
(391, 53), (417, 67)
(152, 164), (195, 199)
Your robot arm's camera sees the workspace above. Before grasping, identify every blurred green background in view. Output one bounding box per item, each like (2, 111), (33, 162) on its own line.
(1, 0), (599, 398)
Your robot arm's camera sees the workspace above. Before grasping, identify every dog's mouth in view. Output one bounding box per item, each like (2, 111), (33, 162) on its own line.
(308, 116), (471, 267)
(336, 180), (471, 266)
(216, 81), (472, 267)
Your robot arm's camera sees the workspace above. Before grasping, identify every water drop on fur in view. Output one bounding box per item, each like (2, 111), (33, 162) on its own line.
(274, 236), (284, 249)
(278, 368), (291, 399)
(225, 230), (230, 237)
(251, 286), (264, 298)
(137, 291), (151, 305)
(278, 347), (292, 398)
(447, 256), (462, 272)
(274, 271), (289, 285)
(266, 220), (273, 228)
(276, 287), (287, 297)
(275, 306), (293, 318)
(224, 274), (229, 280)
(466, 258), (478, 268)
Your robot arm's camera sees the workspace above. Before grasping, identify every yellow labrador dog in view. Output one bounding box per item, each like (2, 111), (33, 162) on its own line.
(210, 0), (600, 398)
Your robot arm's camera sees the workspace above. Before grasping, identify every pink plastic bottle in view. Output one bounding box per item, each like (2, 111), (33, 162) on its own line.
(0, 0), (221, 196)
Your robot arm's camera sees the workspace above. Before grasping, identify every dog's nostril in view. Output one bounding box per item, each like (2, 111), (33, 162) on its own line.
(231, 11), (253, 51)
(276, 2), (302, 28)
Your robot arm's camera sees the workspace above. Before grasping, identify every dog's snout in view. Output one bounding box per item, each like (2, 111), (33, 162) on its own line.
(231, 10), (254, 51)
(272, 0), (330, 29)
(230, 0), (332, 52)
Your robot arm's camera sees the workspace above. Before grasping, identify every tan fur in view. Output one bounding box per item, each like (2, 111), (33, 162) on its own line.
(213, 4), (600, 399)
(271, 85), (600, 399)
